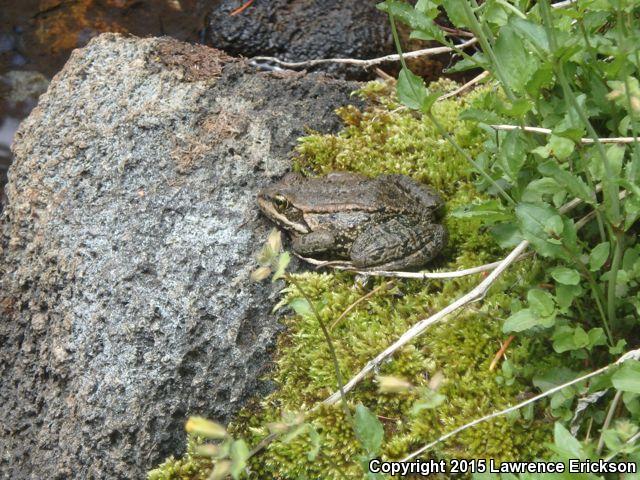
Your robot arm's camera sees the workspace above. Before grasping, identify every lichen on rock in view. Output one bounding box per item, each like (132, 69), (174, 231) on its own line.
(150, 80), (557, 479)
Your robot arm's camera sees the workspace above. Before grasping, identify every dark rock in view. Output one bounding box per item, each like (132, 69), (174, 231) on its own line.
(204, 0), (392, 79)
(0, 33), (359, 479)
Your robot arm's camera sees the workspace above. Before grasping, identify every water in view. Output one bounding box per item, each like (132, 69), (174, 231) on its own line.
(0, 0), (207, 206)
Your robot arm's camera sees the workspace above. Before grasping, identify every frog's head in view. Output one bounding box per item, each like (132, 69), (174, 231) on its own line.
(258, 175), (310, 234)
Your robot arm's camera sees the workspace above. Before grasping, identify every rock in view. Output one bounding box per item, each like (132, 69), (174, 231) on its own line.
(0, 33), (359, 479)
(204, 0), (392, 79)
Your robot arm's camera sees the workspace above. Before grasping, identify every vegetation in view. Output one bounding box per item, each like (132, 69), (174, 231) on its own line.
(150, 1), (640, 478)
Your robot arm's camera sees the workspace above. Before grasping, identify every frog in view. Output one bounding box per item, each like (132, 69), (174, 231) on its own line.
(257, 172), (447, 270)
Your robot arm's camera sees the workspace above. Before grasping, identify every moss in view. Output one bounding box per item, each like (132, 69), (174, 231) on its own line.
(149, 79), (559, 479)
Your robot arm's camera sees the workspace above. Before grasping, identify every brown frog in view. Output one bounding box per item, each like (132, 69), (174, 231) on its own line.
(257, 172), (447, 270)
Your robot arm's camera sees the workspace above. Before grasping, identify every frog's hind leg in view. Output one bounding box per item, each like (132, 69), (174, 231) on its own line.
(350, 219), (447, 271)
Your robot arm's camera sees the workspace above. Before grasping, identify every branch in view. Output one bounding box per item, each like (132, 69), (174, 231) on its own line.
(250, 38), (478, 70)
(297, 251), (532, 280)
(490, 125), (639, 144)
(437, 70), (491, 101)
(402, 348), (640, 462)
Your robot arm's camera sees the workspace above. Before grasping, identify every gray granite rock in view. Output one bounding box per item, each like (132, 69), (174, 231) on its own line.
(0, 33), (359, 479)
(204, 0), (392, 79)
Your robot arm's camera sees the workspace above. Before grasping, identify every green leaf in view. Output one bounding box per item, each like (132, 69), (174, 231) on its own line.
(379, 0), (447, 43)
(552, 326), (579, 353)
(612, 360), (640, 393)
(555, 283), (582, 310)
(548, 135), (575, 160)
(550, 267), (580, 285)
(397, 67), (438, 113)
(289, 298), (313, 318)
(354, 404), (384, 455)
(450, 199), (512, 225)
(510, 17), (549, 54)
(411, 395), (446, 415)
(489, 222), (523, 248)
(495, 25), (539, 92)
(230, 440), (250, 479)
(516, 203), (571, 260)
(503, 308), (538, 333)
(527, 288), (555, 317)
(307, 426), (321, 461)
(483, 0), (509, 26)
(553, 422), (585, 460)
(589, 242), (610, 271)
(415, 0), (440, 18)
(272, 252), (291, 281)
(522, 178), (562, 203)
(441, 0), (469, 27)
(498, 130), (527, 180)
(538, 160), (593, 203)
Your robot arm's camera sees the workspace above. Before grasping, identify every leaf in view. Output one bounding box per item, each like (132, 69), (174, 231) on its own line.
(503, 308), (538, 333)
(522, 177), (562, 203)
(441, 0), (469, 27)
(450, 199), (512, 225)
(516, 203), (571, 260)
(527, 289), (555, 317)
(397, 67), (438, 113)
(411, 391), (446, 414)
(490, 222), (524, 248)
(510, 17), (549, 54)
(548, 135), (576, 160)
(538, 160), (593, 203)
(494, 25), (539, 92)
(612, 360), (640, 393)
(589, 242), (610, 271)
(379, 0), (447, 43)
(555, 283), (582, 310)
(289, 298), (313, 318)
(229, 440), (250, 479)
(185, 417), (228, 439)
(552, 326), (579, 353)
(553, 422), (585, 460)
(250, 266), (272, 282)
(483, 0), (508, 26)
(498, 130), (527, 180)
(550, 267), (580, 285)
(209, 461), (231, 480)
(307, 426), (321, 460)
(272, 252), (291, 281)
(354, 404), (384, 454)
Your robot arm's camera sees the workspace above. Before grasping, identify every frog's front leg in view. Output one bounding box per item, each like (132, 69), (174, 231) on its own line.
(291, 229), (343, 260)
(350, 218), (447, 270)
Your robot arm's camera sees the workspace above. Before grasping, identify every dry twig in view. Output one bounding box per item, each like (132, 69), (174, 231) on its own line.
(402, 348), (640, 461)
(251, 38), (478, 70)
(490, 124), (639, 144)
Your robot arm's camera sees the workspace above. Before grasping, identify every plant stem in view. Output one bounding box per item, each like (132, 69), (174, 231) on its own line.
(286, 275), (352, 422)
(597, 390), (623, 455)
(607, 231), (624, 333)
(539, 0), (621, 226)
(389, 13), (515, 206)
(427, 112), (516, 205)
(564, 247), (614, 345)
(460, 0), (516, 103)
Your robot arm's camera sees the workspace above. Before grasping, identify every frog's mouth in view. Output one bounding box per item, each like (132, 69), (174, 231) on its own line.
(257, 194), (309, 234)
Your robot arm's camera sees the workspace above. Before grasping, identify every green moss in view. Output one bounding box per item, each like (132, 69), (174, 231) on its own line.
(149, 79), (559, 479)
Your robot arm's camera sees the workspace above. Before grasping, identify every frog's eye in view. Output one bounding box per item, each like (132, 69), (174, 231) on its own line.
(273, 195), (289, 212)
